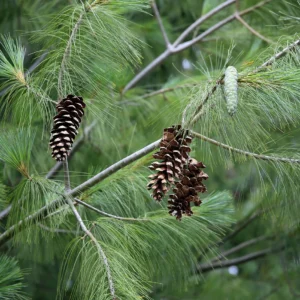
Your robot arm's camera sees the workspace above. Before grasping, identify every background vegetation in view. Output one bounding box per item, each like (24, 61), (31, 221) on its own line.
(0, 0), (300, 299)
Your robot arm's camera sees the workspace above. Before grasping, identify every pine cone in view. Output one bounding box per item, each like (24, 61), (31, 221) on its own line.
(147, 125), (193, 201)
(49, 95), (86, 161)
(168, 158), (208, 220)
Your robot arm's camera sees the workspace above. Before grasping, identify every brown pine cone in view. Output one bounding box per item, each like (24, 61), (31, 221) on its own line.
(49, 94), (85, 161)
(168, 158), (208, 220)
(147, 125), (193, 201)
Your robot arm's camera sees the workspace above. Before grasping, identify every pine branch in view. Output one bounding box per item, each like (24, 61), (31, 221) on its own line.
(74, 198), (150, 222)
(122, 0), (271, 93)
(0, 126), (296, 246)
(189, 37), (300, 124)
(63, 160), (71, 192)
(70, 139), (160, 195)
(65, 196), (116, 299)
(191, 131), (300, 164)
(197, 245), (285, 273)
(0, 122), (97, 221)
(0, 140), (160, 246)
(172, 0), (235, 48)
(63, 156), (116, 299)
(258, 38), (300, 69)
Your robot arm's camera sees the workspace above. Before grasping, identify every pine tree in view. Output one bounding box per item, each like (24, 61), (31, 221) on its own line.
(0, 1), (300, 299)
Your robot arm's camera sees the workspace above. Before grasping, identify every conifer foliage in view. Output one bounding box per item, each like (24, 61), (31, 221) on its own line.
(49, 95), (86, 161)
(1, 0), (300, 299)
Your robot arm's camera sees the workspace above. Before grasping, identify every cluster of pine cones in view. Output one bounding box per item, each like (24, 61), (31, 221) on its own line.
(147, 125), (208, 220)
(49, 97), (207, 220)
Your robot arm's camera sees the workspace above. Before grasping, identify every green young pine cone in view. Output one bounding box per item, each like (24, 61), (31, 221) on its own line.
(224, 66), (238, 116)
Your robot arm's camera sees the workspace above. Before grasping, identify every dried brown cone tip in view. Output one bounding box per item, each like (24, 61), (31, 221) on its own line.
(147, 125), (193, 201)
(168, 158), (208, 220)
(49, 94), (86, 161)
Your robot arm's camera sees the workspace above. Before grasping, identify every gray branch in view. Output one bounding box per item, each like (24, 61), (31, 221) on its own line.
(197, 245), (284, 273)
(122, 0), (271, 94)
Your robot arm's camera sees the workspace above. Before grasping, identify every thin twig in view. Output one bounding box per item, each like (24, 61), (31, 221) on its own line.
(197, 245), (284, 273)
(65, 196), (116, 299)
(151, 0), (171, 48)
(184, 76), (224, 126)
(173, 0), (235, 47)
(192, 131), (300, 164)
(63, 160), (71, 192)
(140, 84), (198, 99)
(57, 11), (85, 99)
(37, 223), (78, 235)
(235, 13), (273, 44)
(211, 235), (271, 262)
(74, 198), (149, 222)
(122, 0), (236, 94)
(174, 0), (272, 53)
(222, 210), (264, 243)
